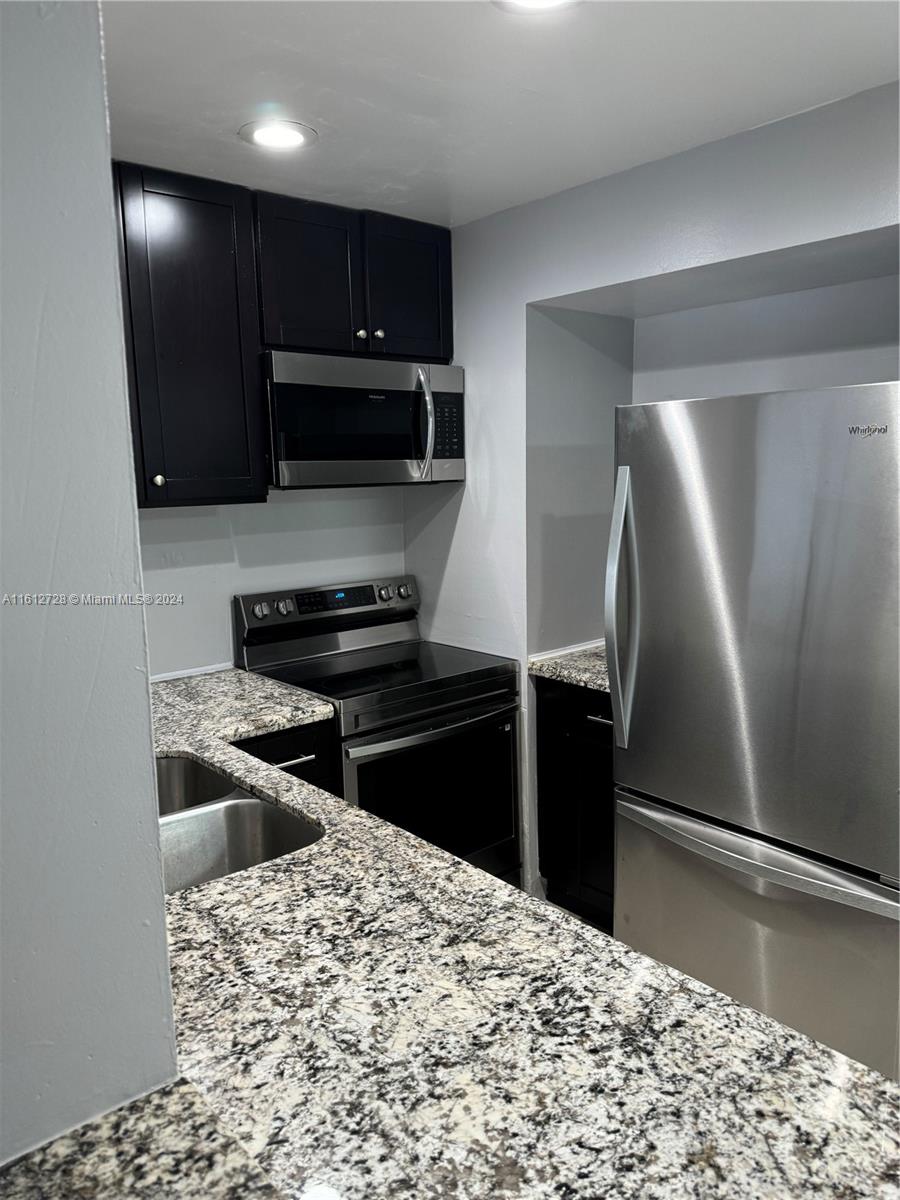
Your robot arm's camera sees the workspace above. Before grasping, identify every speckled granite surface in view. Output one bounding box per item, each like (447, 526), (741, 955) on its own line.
(150, 668), (899, 1199)
(9, 669), (897, 1197)
(153, 668), (334, 743)
(0, 1079), (283, 1199)
(528, 643), (610, 691)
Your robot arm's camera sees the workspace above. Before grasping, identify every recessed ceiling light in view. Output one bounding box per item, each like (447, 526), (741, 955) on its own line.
(493, 0), (580, 12)
(238, 120), (318, 151)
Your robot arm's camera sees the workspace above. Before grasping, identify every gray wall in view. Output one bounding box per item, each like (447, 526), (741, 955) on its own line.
(633, 274), (899, 404)
(526, 308), (633, 655)
(404, 82), (898, 892)
(0, 2), (176, 1163)
(140, 489), (405, 676)
(406, 84), (898, 667)
(525, 276), (898, 662)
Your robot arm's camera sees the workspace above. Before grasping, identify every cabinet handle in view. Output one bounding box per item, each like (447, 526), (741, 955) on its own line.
(355, 328), (368, 340)
(373, 329), (385, 340)
(151, 474), (166, 487)
(273, 753), (316, 770)
(587, 715), (614, 727)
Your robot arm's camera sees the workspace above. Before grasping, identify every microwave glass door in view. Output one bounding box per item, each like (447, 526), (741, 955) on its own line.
(271, 383), (427, 462)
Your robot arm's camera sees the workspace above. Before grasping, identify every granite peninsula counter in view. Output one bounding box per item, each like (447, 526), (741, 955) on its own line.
(5, 667), (897, 1199)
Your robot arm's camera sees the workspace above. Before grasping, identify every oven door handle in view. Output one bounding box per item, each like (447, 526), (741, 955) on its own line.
(417, 366), (436, 481)
(345, 703), (518, 763)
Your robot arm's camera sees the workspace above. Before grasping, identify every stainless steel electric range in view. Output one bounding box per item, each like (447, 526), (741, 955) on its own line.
(233, 576), (521, 883)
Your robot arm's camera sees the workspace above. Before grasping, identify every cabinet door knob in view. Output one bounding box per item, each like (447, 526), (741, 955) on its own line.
(151, 474), (166, 487)
(355, 328), (368, 340)
(373, 328), (385, 340)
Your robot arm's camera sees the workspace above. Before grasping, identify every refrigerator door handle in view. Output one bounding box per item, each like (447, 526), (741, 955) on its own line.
(605, 465), (640, 748)
(617, 796), (900, 921)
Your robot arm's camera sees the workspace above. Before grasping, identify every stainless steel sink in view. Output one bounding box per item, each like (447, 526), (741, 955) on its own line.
(156, 755), (246, 816)
(156, 757), (323, 894)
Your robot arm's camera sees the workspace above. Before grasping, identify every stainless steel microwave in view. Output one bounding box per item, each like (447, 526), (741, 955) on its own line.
(266, 351), (465, 488)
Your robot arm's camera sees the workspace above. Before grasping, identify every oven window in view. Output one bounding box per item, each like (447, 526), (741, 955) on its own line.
(351, 708), (520, 880)
(272, 383), (426, 461)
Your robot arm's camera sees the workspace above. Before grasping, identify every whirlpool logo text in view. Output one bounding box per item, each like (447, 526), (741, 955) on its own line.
(848, 424), (888, 438)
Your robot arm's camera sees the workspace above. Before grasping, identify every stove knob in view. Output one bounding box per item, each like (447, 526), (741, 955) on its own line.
(252, 601), (270, 620)
(397, 583), (412, 600)
(378, 585), (394, 602)
(275, 598), (294, 617)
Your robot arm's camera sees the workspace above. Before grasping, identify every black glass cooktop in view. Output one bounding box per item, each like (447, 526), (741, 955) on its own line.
(260, 640), (516, 705)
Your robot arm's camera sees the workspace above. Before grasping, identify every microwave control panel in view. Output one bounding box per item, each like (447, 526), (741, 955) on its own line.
(433, 394), (464, 460)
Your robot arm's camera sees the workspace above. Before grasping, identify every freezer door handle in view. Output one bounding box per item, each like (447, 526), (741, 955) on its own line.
(617, 795), (900, 920)
(605, 465), (640, 748)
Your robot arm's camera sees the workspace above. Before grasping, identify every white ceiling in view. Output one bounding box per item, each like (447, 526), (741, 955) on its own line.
(102, 1), (899, 228)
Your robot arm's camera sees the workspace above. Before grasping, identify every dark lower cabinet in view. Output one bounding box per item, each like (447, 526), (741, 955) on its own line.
(363, 212), (453, 362)
(232, 721), (341, 797)
(536, 677), (615, 932)
(255, 193), (367, 354)
(117, 163), (267, 507)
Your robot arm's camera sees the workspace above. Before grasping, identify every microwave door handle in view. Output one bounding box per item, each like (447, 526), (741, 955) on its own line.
(345, 703), (518, 764)
(417, 366), (436, 480)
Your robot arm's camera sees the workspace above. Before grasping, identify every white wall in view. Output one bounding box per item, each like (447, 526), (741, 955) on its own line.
(526, 307), (633, 655)
(140, 489), (405, 676)
(0, 2), (176, 1163)
(633, 274), (899, 404)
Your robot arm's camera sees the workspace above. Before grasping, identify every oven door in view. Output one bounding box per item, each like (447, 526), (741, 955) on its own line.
(268, 352), (436, 487)
(344, 701), (520, 883)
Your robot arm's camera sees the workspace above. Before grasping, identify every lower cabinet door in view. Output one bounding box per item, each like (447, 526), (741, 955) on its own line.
(536, 678), (615, 931)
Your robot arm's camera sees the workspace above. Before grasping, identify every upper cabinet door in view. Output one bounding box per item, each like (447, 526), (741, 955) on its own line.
(256, 193), (367, 353)
(362, 212), (453, 362)
(118, 164), (266, 506)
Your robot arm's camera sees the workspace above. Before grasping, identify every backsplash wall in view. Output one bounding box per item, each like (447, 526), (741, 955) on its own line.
(139, 488), (405, 677)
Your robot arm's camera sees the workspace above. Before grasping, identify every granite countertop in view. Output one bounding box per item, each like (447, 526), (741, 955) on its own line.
(528, 643), (610, 692)
(1, 1079), (284, 1200)
(7, 666), (898, 1198)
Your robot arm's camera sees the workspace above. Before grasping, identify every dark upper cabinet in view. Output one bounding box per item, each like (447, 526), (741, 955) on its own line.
(255, 196), (453, 362)
(362, 212), (453, 362)
(117, 163), (266, 507)
(255, 193), (367, 354)
(535, 677), (615, 933)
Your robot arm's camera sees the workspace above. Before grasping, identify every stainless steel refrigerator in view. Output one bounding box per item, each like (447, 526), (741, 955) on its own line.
(607, 382), (899, 1078)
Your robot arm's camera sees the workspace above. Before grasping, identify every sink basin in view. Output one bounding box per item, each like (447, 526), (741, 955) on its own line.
(156, 756), (323, 893)
(156, 755), (246, 816)
(159, 794), (323, 894)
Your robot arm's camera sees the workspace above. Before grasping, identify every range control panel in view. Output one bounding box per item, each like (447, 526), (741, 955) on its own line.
(236, 576), (418, 626)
